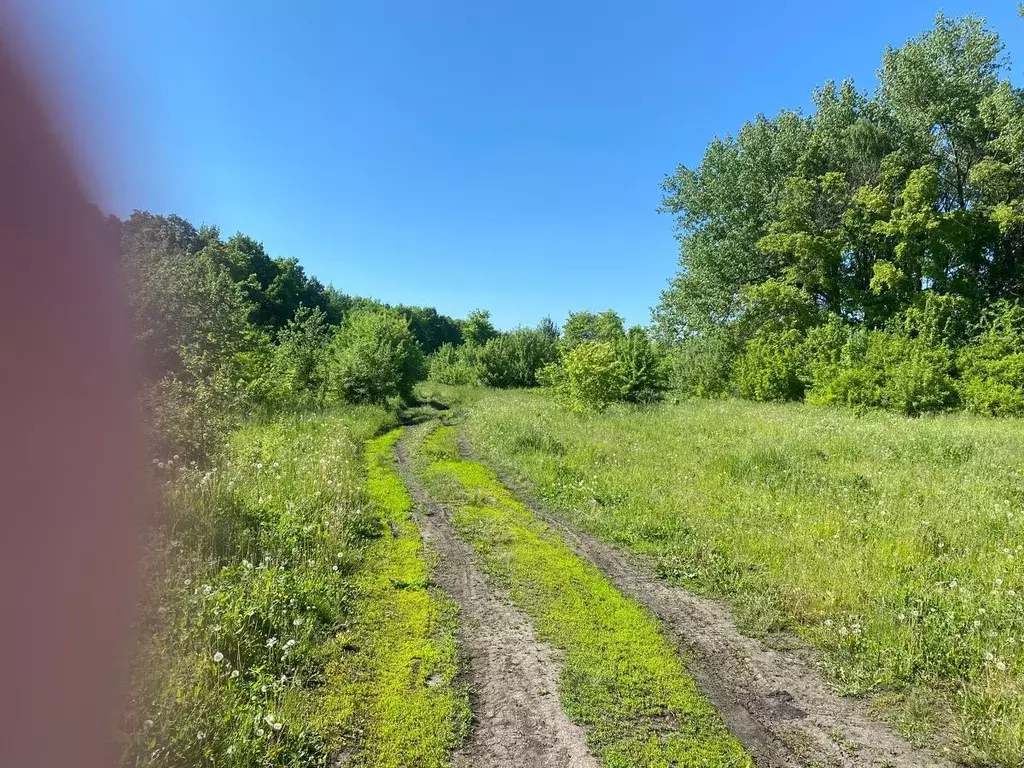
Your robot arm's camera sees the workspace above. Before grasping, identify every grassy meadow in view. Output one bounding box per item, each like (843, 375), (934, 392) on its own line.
(413, 423), (752, 767)
(124, 411), (466, 767)
(455, 387), (1024, 766)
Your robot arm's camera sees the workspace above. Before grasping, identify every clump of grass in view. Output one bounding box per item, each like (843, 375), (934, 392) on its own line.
(463, 390), (1024, 766)
(124, 407), (392, 767)
(319, 428), (470, 766)
(414, 424), (752, 767)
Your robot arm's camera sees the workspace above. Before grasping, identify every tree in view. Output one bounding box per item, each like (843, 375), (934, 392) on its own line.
(477, 329), (559, 388)
(395, 305), (463, 354)
(329, 308), (425, 404)
(461, 309), (498, 346)
(562, 310), (626, 350)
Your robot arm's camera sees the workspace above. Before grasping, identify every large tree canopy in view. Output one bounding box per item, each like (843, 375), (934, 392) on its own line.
(656, 13), (1024, 342)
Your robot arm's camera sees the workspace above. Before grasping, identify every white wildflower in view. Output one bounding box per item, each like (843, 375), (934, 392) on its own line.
(231, 669), (240, 679)
(213, 651), (224, 663)
(266, 637), (278, 648)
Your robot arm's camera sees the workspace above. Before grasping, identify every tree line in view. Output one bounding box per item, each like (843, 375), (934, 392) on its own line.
(121, 211), (667, 460)
(654, 12), (1024, 416)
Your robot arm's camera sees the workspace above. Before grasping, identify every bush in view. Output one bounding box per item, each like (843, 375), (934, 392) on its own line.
(329, 308), (425, 404)
(271, 306), (333, 409)
(960, 301), (1024, 416)
(733, 329), (805, 402)
(616, 327), (669, 403)
(561, 341), (624, 411)
(477, 329), (559, 388)
(803, 324), (958, 415)
(665, 328), (740, 398)
(428, 343), (480, 385)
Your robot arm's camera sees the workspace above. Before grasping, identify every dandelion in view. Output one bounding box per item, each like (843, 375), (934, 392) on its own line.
(257, 728), (265, 737)
(293, 618), (302, 626)
(949, 578), (958, 589)
(264, 715), (275, 727)
(985, 651), (995, 661)
(332, 565), (339, 572)
(1010, 590), (1018, 597)
(157, 461), (165, 469)
(231, 669), (240, 679)
(997, 661), (1008, 671)
(143, 719), (154, 730)
(266, 637), (278, 648)
(284, 639), (296, 649)
(839, 626), (849, 636)
(213, 651), (224, 663)
(226, 745), (235, 755)
(273, 722), (283, 731)
(203, 584), (213, 596)
(280, 674), (288, 683)
(260, 685), (267, 693)
(996, 578), (1004, 586)
(197, 731), (206, 740)
(897, 613), (906, 622)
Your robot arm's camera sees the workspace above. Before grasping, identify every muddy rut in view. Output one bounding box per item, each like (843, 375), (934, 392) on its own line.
(457, 432), (953, 768)
(395, 432), (597, 768)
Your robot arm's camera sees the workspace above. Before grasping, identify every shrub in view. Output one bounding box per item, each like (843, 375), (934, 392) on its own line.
(329, 308), (425, 404)
(960, 301), (1024, 416)
(561, 310), (626, 351)
(733, 329), (805, 402)
(428, 343), (480, 385)
(477, 329), (559, 388)
(561, 341), (624, 411)
(616, 327), (669, 403)
(272, 306), (333, 409)
(803, 324), (958, 415)
(665, 327), (740, 398)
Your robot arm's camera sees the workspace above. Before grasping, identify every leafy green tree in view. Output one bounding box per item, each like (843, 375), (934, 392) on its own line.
(395, 305), (463, 354)
(562, 310), (626, 350)
(461, 309), (499, 347)
(273, 306), (334, 408)
(537, 316), (560, 341)
(329, 308), (425, 404)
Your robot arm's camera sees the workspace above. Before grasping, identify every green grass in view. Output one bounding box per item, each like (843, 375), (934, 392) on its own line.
(459, 388), (1024, 767)
(413, 423), (753, 768)
(320, 428), (470, 766)
(124, 409), (467, 767)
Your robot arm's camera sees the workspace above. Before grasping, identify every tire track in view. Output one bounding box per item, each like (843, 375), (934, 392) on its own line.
(458, 431), (954, 768)
(395, 430), (597, 768)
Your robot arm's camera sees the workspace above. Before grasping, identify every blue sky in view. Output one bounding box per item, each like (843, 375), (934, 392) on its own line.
(13, 1), (1023, 329)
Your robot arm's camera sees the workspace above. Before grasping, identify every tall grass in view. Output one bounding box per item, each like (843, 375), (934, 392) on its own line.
(123, 407), (392, 767)
(463, 389), (1024, 766)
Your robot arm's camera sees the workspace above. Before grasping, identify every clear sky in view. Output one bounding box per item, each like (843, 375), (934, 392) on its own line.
(10, 1), (1023, 329)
